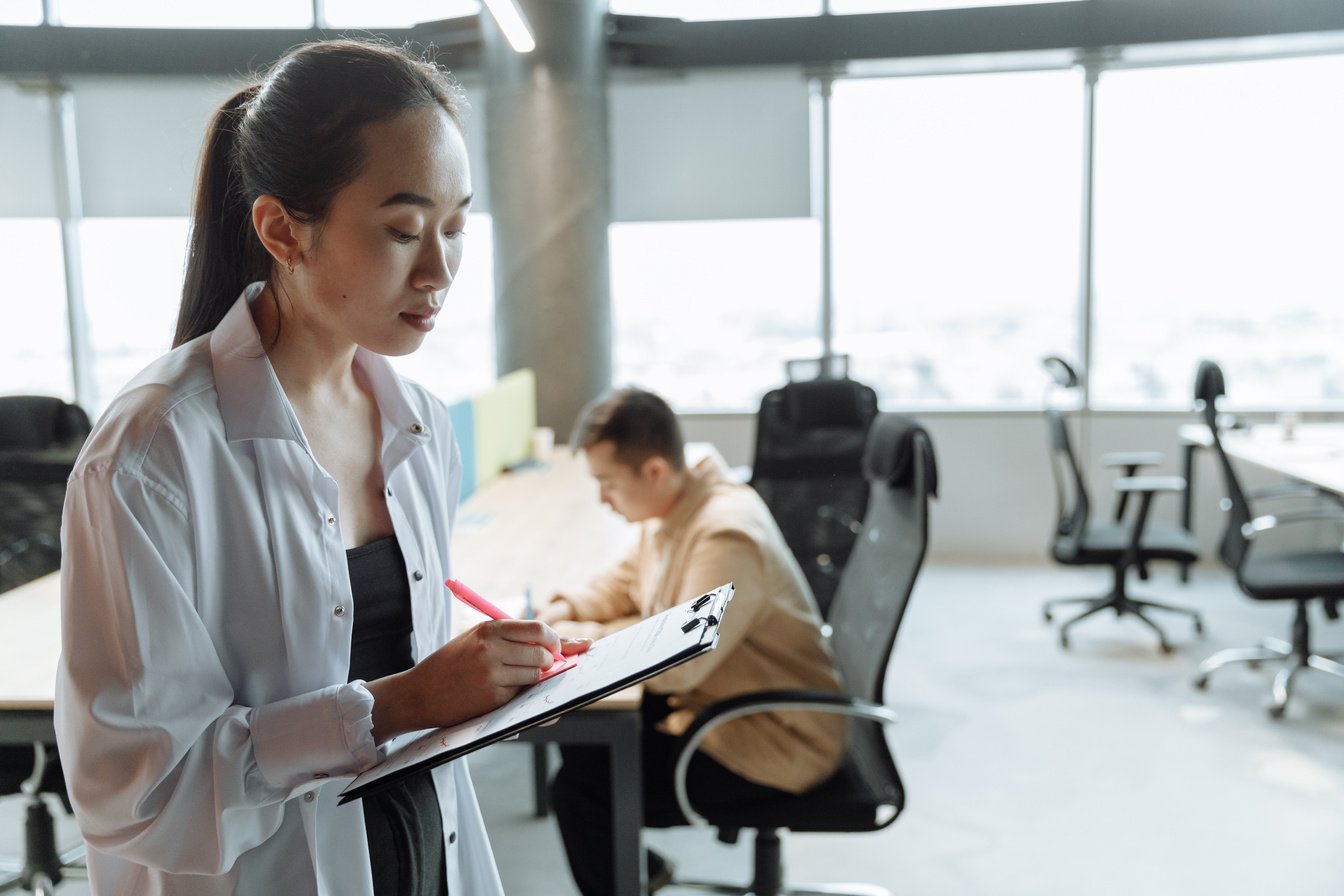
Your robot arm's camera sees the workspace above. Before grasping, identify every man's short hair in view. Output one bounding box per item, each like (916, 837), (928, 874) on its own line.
(571, 387), (686, 473)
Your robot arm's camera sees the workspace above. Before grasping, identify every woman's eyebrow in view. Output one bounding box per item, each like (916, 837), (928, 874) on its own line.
(379, 191), (475, 210)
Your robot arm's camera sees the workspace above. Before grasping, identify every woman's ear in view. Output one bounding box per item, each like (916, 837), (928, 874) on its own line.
(251, 194), (303, 272)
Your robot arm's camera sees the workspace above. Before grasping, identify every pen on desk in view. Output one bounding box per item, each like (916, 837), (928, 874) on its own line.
(446, 577), (565, 662)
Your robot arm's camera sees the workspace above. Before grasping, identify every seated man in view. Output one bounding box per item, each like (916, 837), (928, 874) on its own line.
(538, 387), (845, 895)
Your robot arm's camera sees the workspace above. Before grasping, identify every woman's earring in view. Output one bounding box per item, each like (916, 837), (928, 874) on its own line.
(286, 257), (296, 276)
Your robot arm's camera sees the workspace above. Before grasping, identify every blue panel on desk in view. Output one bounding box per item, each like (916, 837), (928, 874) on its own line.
(447, 399), (477, 501)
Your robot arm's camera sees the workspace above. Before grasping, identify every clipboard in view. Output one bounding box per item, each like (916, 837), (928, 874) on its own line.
(339, 582), (734, 803)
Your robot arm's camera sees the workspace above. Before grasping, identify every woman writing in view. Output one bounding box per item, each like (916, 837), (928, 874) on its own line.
(54, 38), (582, 895)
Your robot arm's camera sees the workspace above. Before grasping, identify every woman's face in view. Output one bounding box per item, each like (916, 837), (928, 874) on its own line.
(289, 105), (473, 357)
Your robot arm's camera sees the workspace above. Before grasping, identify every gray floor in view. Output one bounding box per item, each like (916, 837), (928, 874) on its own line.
(6, 563), (1344, 894)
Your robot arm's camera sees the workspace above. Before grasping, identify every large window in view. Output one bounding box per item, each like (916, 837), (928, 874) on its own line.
(57, 0), (312, 28)
(0, 220), (71, 399)
(830, 69), (1083, 407)
(1092, 55), (1344, 408)
(610, 218), (822, 411)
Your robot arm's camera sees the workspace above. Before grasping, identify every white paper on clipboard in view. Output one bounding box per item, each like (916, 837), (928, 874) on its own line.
(339, 583), (734, 803)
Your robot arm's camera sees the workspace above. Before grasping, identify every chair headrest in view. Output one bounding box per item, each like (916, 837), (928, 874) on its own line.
(0, 395), (91, 451)
(782, 378), (871, 428)
(1194, 360), (1225, 408)
(1041, 356), (1080, 389)
(862, 413), (937, 497)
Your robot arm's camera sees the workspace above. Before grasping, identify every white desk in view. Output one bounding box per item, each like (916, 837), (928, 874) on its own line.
(1178, 422), (1344, 496)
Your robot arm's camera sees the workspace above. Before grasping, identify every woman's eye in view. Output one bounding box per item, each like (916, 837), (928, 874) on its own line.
(389, 228), (419, 244)
(444, 230), (465, 240)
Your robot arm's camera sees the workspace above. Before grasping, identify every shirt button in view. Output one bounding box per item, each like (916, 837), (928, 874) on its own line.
(386, 486), (393, 496)
(334, 605), (346, 618)
(325, 514), (336, 526)
(410, 423), (426, 435)
(413, 570), (424, 581)
(303, 792), (315, 803)
(448, 831), (456, 845)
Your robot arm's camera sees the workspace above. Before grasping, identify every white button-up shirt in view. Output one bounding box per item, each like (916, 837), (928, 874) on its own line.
(55, 285), (504, 895)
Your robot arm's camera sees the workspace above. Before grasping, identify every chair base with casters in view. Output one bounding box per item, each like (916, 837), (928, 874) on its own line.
(665, 693), (902, 896)
(0, 745), (86, 896)
(1044, 559), (1205, 654)
(1194, 598), (1344, 719)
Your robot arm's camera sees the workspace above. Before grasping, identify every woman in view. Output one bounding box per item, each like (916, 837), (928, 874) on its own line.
(54, 39), (583, 895)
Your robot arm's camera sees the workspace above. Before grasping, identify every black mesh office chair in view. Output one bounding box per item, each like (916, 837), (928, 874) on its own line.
(1039, 358), (1203, 652)
(0, 395), (91, 594)
(1190, 360), (1344, 718)
(0, 396), (89, 894)
(749, 358), (878, 618)
(661, 413), (935, 896)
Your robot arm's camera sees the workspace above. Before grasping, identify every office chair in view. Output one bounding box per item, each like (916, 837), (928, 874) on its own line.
(0, 745), (84, 895)
(661, 413), (934, 896)
(1190, 360), (1344, 718)
(749, 357), (878, 618)
(0, 396), (91, 594)
(1039, 358), (1203, 652)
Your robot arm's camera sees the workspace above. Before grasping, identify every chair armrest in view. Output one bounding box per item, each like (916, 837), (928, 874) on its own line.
(1101, 451), (1164, 469)
(1113, 475), (1186, 494)
(672, 689), (897, 826)
(1241, 509), (1344, 540)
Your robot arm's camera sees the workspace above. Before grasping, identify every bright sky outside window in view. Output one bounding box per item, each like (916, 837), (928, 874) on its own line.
(320, 0), (479, 29)
(831, 0), (1082, 13)
(57, 0), (312, 28)
(0, 220), (72, 399)
(830, 69), (1083, 407)
(610, 218), (821, 411)
(0, 0), (42, 25)
(608, 0), (821, 20)
(1091, 54), (1344, 409)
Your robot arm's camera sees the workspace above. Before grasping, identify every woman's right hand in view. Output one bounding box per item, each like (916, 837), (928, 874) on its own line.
(365, 619), (565, 744)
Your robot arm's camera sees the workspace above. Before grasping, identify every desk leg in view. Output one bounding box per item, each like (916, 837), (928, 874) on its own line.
(1180, 442), (1197, 583)
(609, 726), (646, 896)
(531, 742), (550, 818)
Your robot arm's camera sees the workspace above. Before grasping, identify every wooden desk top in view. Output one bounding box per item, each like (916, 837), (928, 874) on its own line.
(0, 449), (641, 713)
(1179, 422), (1344, 495)
(0, 571), (60, 710)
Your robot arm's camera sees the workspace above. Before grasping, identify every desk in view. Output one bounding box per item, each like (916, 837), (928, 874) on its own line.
(1179, 422), (1344, 576)
(450, 451), (647, 895)
(0, 451), (650, 894)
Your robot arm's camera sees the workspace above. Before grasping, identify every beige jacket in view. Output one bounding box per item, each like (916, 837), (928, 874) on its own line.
(556, 456), (846, 793)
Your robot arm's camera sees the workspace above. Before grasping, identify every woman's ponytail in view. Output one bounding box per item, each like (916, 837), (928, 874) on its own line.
(174, 83), (268, 347)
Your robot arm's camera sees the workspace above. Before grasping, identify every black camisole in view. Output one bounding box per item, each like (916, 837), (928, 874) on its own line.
(346, 535), (449, 896)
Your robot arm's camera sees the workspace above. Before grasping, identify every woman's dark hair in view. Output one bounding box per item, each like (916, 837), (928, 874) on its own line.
(174, 39), (466, 347)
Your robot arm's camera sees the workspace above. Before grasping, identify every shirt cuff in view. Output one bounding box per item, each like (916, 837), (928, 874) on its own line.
(251, 682), (381, 791)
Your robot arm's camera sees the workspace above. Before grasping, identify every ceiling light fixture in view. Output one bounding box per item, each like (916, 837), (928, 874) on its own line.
(482, 0), (536, 53)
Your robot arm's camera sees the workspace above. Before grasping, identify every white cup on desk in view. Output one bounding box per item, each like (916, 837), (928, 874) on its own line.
(532, 426), (556, 462)
(1278, 411), (1300, 441)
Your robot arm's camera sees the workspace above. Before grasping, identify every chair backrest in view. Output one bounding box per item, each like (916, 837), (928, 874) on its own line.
(1194, 360), (1252, 569)
(828, 413), (937, 708)
(0, 395), (91, 453)
(1044, 407), (1090, 555)
(750, 376), (879, 617)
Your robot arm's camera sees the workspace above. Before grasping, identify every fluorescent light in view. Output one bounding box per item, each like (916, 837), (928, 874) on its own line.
(482, 0), (536, 53)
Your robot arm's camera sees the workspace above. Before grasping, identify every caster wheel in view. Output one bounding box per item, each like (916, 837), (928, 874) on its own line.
(1159, 642), (1174, 656)
(1059, 633), (1069, 649)
(1193, 619), (1204, 636)
(1268, 704), (1286, 720)
(1192, 676), (1208, 690)
(1247, 660), (1261, 671)
(1043, 610), (1053, 623)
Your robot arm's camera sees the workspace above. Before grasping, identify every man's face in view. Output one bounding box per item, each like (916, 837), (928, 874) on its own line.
(584, 440), (665, 523)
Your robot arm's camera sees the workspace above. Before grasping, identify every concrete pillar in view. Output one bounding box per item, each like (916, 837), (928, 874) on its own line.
(482, 0), (612, 435)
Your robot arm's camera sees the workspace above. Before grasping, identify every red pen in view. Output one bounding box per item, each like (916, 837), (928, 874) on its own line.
(446, 577), (567, 664)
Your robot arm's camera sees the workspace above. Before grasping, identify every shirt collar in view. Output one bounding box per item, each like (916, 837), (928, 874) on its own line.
(210, 283), (431, 451)
(653, 454), (728, 543)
